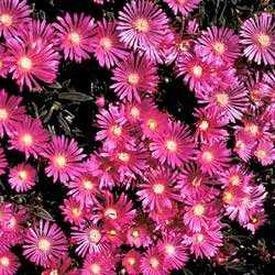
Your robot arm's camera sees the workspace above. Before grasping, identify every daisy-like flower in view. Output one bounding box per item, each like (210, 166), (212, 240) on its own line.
(8, 163), (37, 192)
(71, 224), (110, 257)
(23, 220), (68, 268)
(0, 251), (20, 275)
(184, 221), (223, 258)
(117, 0), (169, 62)
(234, 131), (256, 162)
(254, 140), (275, 166)
(194, 107), (228, 142)
(157, 232), (188, 271)
(240, 12), (275, 65)
(9, 117), (49, 158)
(60, 197), (91, 226)
(7, 37), (60, 91)
(0, 89), (25, 137)
(150, 120), (195, 168)
(91, 19), (128, 68)
(0, 0), (31, 38)
(67, 172), (100, 207)
(111, 54), (159, 102)
(137, 167), (180, 211)
(122, 250), (142, 275)
(163, 0), (202, 16)
(197, 142), (231, 176)
(0, 147), (7, 176)
(140, 247), (167, 275)
(126, 224), (152, 248)
(200, 82), (249, 123)
(54, 13), (94, 62)
(43, 135), (86, 184)
(244, 208), (266, 234)
(196, 26), (240, 65)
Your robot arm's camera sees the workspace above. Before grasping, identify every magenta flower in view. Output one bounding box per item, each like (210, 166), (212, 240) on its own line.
(163, 0), (201, 16)
(122, 250), (142, 275)
(0, 0), (31, 38)
(54, 13), (94, 62)
(91, 19), (128, 68)
(71, 224), (110, 257)
(244, 209), (266, 234)
(137, 167), (180, 211)
(0, 89), (25, 137)
(0, 251), (20, 275)
(126, 224), (152, 248)
(197, 142), (231, 176)
(43, 135), (86, 184)
(7, 37), (60, 91)
(254, 140), (275, 166)
(111, 54), (159, 102)
(150, 120), (195, 168)
(8, 163), (37, 192)
(9, 117), (49, 158)
(23, 220), (68, 268)
(0, 45), (10, 78)
(240, 12), (275, 65)
(117, 0), (169, 62)
(196, 26), (240, 65)
(0, 147), (7, 176)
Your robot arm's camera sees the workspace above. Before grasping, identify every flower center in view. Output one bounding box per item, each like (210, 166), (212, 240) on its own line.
(192, 65), (203, 78)
(212, 41), (225, 55)
(130, 106), (140, 119)
(192, 176), (202, 187)
(134, 18), (149, 33)
(250, 216), (258, 224)
(165, 244), (175, 255)
(223, 191), (234, 203)
(193, 203), (205, 216)
(215, 92), (229, 106)
(54, 155), (67, 168)
(72, 207), (82, 217)
(18, 170), (28, 181)
(117, 152), (130, 163)
(149, 257), (159, 269)
(128, 73), (140, 85)
(147, 119), (157, 131)
(202, 151), (214, 162)
(104, 208), (118, 220)
(131, 229), (139, 238)
(165, 139), (177, 152)
(90, 263), (101, 274)
(19, 56), (32, 71)
(235, 140), (245, 149)
(89, 229), (101, 243)
(230, 175), (240, 186)
(257, 33), (271, 48)
(0, 108), (8, 120)
(153, 183), (165, 194)
(111, 125), (122, 137)
(0, 256), (10, 267)
(0, 14), (12, 27)
(100, 37), (113, 50)
(83, 179), (93, 190)
(255, 149), (267, 159)
(245, 123), (258, 136)
(49, 270), (59, 275)
(69, 31), (81, 44)
(199, 120), (209, 131)
(128, 257), (136, 266)
(195, 233), (204, 243)
(38, 238), (51, 252)
(21, 134), (33, 147)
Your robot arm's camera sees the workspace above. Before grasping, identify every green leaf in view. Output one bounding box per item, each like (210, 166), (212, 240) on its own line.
(58, 91), (93, 102)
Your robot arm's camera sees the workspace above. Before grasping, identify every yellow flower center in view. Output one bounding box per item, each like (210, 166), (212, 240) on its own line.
(153, 183), (165, 194)
(165, 139), (177, 152)
(245, 123), (259, 136)
(0, 256), (10, 267)
(100, 37), (113, 50)
(89, 229), (101, 243)
(195, 233), (204, 243)
(21, 134), (33, 147)
(128, 257), (136, 266)
(192, 65), (203, 78)
(165, 244), (175, 255)
(147, 119), (157, 131)
(212, 41), (225, 55)
(38, 238), (51, 252)
(130, 106), (140, 119)
(199, 120), (209, 131)
(111, 125), (122, 137)
(223, 191), (234, 204)
(69, 31), (81, 44)
(18, 170), (28, 181)
(149, 257), (159, 269)
(117, 152), (130, 163)
(72, 207), (82, 217)
(202, 151), (214, 162)
(19, 56), (32, 71)
(229, 175), (240, 186)
(128, 73), (140, 85)
(49, 270), (59, 275)
(193, 203), (205, 216)
(257, 33), (271, 48)
(134, 18), (149, 33)
(216, 92), (229, 106)
(0, 108), (8, 120)
(104, 208), (118, 220)
(83, 179), (93, 190)
(255, 149), (267, 159)
(0, 14), (12, 27)
(54, 155), (67, 168)
(131, 230), (139, 238)
(90, 263), (101, 274)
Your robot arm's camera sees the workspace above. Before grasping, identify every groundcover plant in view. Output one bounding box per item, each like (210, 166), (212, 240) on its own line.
(0, 0), (274, 274)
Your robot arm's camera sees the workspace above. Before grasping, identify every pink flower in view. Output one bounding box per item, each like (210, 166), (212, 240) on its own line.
(184, 221), (223, 258)
(122, 250), (142, 275)
(43, 135), (86, 184)
(91, 19), (128, 68)
(0, 90), (25, 137)
(0, 147), (7, 176)
(137, 167), (180, 211)
(54, 13), (94, 62)
(111, 54), (159, 102)
(197, 142), (231, 176)
(9, 117), (49, 158)
(0, 0), (31, 38)
(196, 26), (240, 65)
(0, 251), (20, 275)
(150, 121), (195, 168)
(71, 224), (110, 257)
(7, 37), (60, 91)
(254, 140), (275, 166)
(240, 12), (275, 65)
(0, 45), (10, 77)
(126, 224), (152, 248)
(8, 163), (37, 192)
(244, 209), (266, 234)
(117, 0), (169, 62)
(157, 232), (188, 271)
(163, 0), (202, 16)
(23, 220), (68, 268)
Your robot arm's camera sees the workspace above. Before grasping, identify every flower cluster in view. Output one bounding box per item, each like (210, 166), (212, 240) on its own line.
(0, 0), (274, 274)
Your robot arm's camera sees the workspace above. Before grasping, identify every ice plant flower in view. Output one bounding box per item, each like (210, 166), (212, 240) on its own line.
(43, 135), (86, 184)
(240, 12), (275, 65)
(54, 13), (94, 62)
(23, 220), (68, 268)
(0, 251), (20, 275)
(163, 0), (202, 16)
